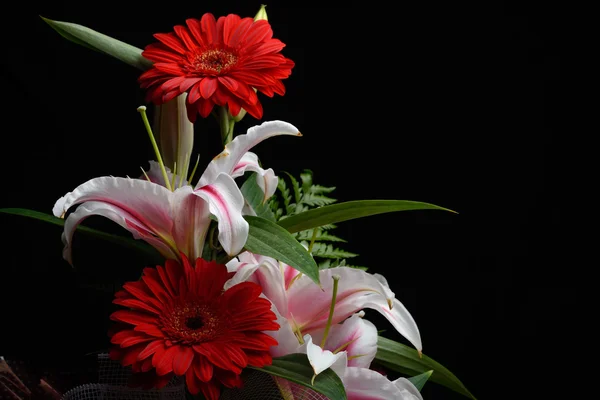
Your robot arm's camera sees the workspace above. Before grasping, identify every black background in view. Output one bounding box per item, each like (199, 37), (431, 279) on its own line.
(0, 1), (581, 399)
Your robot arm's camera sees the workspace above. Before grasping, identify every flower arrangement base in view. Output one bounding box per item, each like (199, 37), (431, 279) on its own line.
(61, 354), (185, 400)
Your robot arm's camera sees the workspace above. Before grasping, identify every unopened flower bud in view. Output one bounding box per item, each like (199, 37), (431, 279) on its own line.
(254, 4), (268, 21)
(153, 93), (194, 180)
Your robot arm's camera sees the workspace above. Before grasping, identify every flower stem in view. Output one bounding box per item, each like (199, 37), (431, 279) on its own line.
(320, 274), (340, 348)
(218, 106), (235, 145)
(138, 106), (172, 191)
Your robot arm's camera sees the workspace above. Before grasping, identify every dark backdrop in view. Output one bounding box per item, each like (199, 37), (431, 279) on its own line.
(0, 1), (579, 399)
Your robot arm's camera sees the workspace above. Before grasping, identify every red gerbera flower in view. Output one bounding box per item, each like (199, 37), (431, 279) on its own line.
(108, 255), (279, 399)
(139, 13), (295, 122)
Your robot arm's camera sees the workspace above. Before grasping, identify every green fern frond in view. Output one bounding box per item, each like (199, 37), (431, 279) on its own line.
(296, 229), (347, 242)
(308, 184), (336, 194)
(283, 172), (302, 204)
(300, 193), (337, 207)
(307, 242), (358, 259)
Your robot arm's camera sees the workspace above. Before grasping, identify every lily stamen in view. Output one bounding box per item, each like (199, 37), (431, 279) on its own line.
(137, 106), (172, 191)
(320, 274), (340, 349)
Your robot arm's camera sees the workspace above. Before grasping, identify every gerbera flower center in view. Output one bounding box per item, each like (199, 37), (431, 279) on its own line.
(160, 301), (225, 344)
(185, 316), (204, 330)
(189, 49), (238, 74)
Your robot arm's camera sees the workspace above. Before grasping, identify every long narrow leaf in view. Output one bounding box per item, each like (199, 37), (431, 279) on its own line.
(244, 216), (320, 285)
(41, 17), (152, 70)
(376, 336), (476, 399)
(407, 370), (433, 391)
(0, 208), (161, 260)
(252, 353), (346, 400)
(278, 200), (456, 233)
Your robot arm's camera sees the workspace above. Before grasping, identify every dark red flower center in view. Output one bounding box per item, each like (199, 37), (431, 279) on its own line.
(185, 316), (204, 330)
(187, 49), (238, 75)
(160, 301), (226, 344)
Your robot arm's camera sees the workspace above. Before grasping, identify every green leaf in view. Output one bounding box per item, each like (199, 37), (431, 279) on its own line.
(244, 216), (320, 285)
(283, 172), (302, 204)
(300, 169), (313, 194)
(278, 200), (456, 233)
(0, 208), (162, 261)
(300, 193), (337, 207)
(251, 353), (346, 400)
(240, 173), (276, 221)
(408, 370), (433, 391)
(376, 336), (476, 399)
(308, 242), (358, 259)
(295, 229), (347, 242)
(41, 17), (153, 70)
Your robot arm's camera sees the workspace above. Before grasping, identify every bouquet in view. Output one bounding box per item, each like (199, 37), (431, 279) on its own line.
(1, 4), (476, 400)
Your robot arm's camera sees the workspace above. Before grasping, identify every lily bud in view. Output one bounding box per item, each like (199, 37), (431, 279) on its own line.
(153, 93), (194, 179)
(254, 4), (268, 21)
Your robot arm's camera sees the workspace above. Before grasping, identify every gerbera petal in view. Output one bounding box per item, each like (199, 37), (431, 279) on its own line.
(199, 77), (218, 99)
(197, 120), (301, 188)
(156, 345), (179, 375)
(185, 367), (202, 395)
(137, 340), (165, 361)
(228, 17), (254, 48)
(200, 380), (221, 400)
(223, 14), (241, 47)
(242, 20), (272, 47)
(110, 310), (158, 326)
(200, 13), (217, 44)
(194, 173), (248, 256)
(173, 345), (195, 375)
(192, 354), (214, 382)
(153, 32), (186, 54)
(173, 25), (196, 51)
(113, 298), (161, 315)
(185, 18), (206, 48)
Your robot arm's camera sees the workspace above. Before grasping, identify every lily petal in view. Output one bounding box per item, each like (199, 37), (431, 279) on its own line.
(226, 252), (289, 317)
(53, 177), (178, 263)
(300, 335), (347, 377)
(197, 120), (300, 188)
(142, 161), (188, 188)
(393, 377), (425, 400)
(170, 186), (211, 260)
(342, 367), (423, 400)
(287, 267), (422, 352)
(194, 173), (248, 256)
(61, 201), (178, 264)
(308, 312), (378, 368)
(231, 152), (279, 201)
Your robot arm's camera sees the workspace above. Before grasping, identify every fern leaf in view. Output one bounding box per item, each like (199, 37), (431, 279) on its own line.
(283, 171), (302, 204)
(296, 229), (347, 242)
(310, 243), (358, 259)
(309, 184), (336, 194)
(300, 169), (313, 193)
(300, 193), (337, 207)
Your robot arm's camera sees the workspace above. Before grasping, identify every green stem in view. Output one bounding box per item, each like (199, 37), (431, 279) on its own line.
(138, 106), (172, 191)
(218, 106), (235, 145)
(320, 274), (340, 348)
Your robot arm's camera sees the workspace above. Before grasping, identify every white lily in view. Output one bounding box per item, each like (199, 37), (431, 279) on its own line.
(226, 251), (422, 393)
(52, 121), (301, 264)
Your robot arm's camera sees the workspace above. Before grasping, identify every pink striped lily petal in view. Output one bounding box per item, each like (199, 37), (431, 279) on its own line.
(194, 173), (248, 256)
(342, 367), (423, 400)
(287, 267), (422, 352)
(197, 120), (300, 188)
(307, 312), (378, 368)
